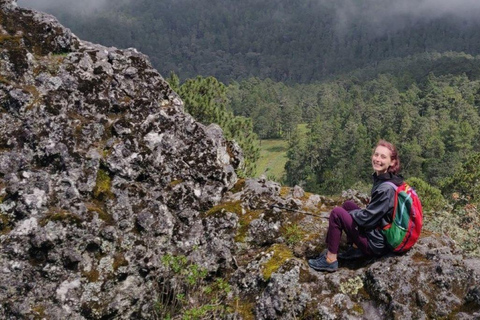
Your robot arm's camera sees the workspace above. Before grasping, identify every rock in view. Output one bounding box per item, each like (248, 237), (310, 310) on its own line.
(1, 1), (480, 319)
(0, 2), (240, 318)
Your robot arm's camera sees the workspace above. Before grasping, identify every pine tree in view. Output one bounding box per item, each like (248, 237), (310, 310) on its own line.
(178, 76), (259, 176)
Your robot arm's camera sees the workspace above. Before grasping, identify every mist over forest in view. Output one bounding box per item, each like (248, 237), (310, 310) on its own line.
(17, 0), (480, 83)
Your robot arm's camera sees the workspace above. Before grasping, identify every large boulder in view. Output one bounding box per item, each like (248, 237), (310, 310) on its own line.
(1, 1), (241, 318)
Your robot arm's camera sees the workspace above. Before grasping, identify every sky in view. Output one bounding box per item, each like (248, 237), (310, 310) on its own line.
(17, 0), (480, 34)
(18, 0), (480, 22)
(334, 0), (480, 31)
(17, 0), (112, 15)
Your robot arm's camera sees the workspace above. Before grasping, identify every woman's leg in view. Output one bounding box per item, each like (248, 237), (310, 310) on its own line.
(326, 206), (372, 259)
(342, 200), (361, 212)
(341, 200), (361, 244)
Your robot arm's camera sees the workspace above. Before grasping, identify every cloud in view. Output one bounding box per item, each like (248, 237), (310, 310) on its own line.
(17, 0), (110, 15)
(332, 0), (480, 36)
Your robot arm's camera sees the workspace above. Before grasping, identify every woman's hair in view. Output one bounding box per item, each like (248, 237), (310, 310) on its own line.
(375, 139), (401, 174)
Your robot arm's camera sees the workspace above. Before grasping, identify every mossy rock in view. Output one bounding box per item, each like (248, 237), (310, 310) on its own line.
(39, 209), (83, 227)
(230, 178), (246, 194)
(86, 202), (113, 225)
(234, 209), (263, 243)
(93, 169), (114, 200)
(0, 213), (12, 235)
(113, 253), (129, 271)
(262, 243), (295, 280)
(204, 200), (243, 218)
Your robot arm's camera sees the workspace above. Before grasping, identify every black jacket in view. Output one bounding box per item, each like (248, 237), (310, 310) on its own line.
(349, 172), (404, 256)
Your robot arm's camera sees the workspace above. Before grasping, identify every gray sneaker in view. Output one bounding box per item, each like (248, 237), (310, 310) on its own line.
(308, 255), (338, 272)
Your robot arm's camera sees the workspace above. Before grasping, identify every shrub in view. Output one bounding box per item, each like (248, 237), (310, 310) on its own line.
(406, 177), (446, 213)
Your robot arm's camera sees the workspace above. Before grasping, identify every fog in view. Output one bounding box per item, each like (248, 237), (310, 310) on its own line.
(334, 0), (480, 34)
(17, 0), (114, 15)
(16, 0), (480, 33)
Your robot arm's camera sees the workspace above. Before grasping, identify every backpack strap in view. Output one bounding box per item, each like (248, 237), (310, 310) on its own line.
(383, 181), (398, 191)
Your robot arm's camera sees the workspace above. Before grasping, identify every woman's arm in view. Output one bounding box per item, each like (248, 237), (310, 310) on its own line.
(349, 185), (396, 229)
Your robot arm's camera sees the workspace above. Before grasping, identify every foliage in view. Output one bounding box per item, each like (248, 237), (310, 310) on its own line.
(406, 177), (447, 213)
(440, 152), (480, 203)
(423, 204), (480, 257)
(154, 254), (233, 320)
(278, 73), (480, 194)
(283, 224), (305, 246)
(173, 74), (260, 176)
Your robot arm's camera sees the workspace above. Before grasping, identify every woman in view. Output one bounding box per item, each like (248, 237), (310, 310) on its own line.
(308, 139), (403, 272)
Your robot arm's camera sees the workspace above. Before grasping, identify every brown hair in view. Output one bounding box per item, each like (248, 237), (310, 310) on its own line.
(375, 139), (401, 174)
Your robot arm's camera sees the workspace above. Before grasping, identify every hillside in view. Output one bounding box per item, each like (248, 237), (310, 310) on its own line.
(17, 0), (480, 84)
(1, 1), (480, 319)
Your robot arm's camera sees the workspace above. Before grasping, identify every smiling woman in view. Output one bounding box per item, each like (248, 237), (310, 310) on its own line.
(372, 140), (400, 175)
(308, 139), (404, 272)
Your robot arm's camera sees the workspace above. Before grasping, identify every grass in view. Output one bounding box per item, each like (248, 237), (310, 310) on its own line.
(254, 123), (309, 181)
(255, 139), (288, 181)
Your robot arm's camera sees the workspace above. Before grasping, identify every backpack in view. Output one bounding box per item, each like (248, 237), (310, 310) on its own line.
(382, 181), (423, 253)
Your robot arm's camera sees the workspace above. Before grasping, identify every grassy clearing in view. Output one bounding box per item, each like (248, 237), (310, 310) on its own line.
(254, 123), (308, 181)
(255, 139), (288, 181)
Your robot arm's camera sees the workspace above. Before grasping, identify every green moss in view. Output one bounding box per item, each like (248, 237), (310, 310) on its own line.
(352, 303), (364, 315)
(0, 213), (12, 235)
(83, 269), (100, 282)
(282, 223), (306, 245)
(204, 200), (242, 217)
(93, 169), (113, 200)
(232, 298), (255, 320)
(234, 209), (262, 243)
(39, 209), (83, 227)
(86, 202), (113, 224)
(279, 186), (290, 198)
(30, 305), (46, 320)
(169, 179), (183, 187)
(230, 179), (246, 194)
(262, 243), (294, 280)
(113, 253), (129, 271)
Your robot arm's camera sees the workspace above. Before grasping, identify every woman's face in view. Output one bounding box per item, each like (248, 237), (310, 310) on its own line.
(372, 145), (394, 175)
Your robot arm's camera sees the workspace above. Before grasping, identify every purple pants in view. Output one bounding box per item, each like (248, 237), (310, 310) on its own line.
(325, 200), (373, 256)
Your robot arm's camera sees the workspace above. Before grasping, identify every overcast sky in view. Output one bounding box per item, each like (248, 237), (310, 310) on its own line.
(334, 0), (480, 30)
(18, 0), (480, 18)
(17, 0), (111, 15)
(17, 0), (480, 31)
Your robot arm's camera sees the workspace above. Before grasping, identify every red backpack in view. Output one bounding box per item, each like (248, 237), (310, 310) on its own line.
(382, 182), (423, 253)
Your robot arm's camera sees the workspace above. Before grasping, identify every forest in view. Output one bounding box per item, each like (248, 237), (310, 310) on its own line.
(18, 0), (480, 205)
(18, 0), (480, 83)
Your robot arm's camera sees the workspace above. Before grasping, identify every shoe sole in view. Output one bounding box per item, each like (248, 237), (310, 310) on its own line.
(310, 266), (337, 272)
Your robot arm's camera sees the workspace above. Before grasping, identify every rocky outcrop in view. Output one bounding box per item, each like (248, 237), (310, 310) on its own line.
(1, 0), (241, 318)
(1, 0), (480, 319)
